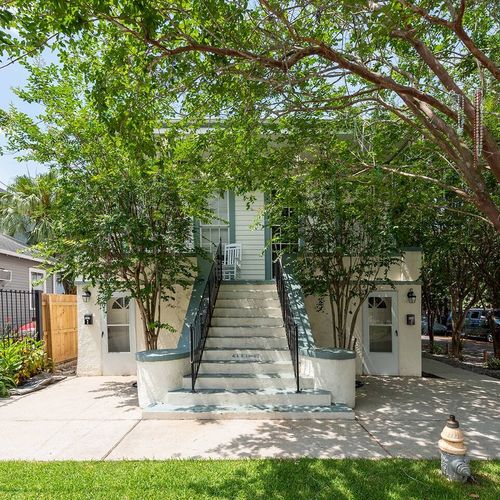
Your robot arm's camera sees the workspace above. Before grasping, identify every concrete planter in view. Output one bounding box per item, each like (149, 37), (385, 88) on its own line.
(136, 351), (189, 408)
(301, 351), (356, 408)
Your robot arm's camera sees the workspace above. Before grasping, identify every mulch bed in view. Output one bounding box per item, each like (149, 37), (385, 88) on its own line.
(422, 351), (500, 380)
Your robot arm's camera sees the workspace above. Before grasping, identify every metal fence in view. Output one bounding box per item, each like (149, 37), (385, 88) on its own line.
(0, 289), (43, 342)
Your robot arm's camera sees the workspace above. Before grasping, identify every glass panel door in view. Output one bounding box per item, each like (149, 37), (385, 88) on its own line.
(106, 296), (131, 353)
(101, 294), (137, 376)
(368, 296), (393, 353)
(363, 292), (399, 375)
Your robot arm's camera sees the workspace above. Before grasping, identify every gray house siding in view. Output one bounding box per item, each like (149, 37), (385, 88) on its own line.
(0, 254), (54, 294)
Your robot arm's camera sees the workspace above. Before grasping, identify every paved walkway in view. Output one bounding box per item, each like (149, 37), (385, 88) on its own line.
(0, 359), (498, 460)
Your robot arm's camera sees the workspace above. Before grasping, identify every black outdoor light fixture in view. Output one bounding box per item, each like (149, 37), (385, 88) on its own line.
(407, 288), (417, 304)
(82, 289), (92, 303)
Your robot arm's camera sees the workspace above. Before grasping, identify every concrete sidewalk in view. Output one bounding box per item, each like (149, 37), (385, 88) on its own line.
(0, 359), (498, 460)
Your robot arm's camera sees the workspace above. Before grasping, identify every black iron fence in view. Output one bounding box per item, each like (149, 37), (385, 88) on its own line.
(0, 289), (43, 342)
(189, 240), (223, 391)
(274, 259), (300, 393)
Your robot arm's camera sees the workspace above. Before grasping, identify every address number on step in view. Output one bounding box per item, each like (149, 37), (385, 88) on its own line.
(232, 354), (261, 360)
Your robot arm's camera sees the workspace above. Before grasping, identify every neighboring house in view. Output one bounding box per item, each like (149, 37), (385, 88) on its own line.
(0, 233), (63, 294)
(76, 190), (422, 419)
(0, 233), (65, 333)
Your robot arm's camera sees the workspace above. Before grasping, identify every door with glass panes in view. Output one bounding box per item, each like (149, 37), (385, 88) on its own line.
(363, 291), (399, 375)
(102, 294), (136, 375)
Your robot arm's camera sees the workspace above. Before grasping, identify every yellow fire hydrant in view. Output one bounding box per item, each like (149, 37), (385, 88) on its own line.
(438, 415), (472, 482)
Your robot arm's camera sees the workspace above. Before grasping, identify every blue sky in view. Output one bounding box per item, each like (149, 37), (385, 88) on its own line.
(0, 60), (49, 188)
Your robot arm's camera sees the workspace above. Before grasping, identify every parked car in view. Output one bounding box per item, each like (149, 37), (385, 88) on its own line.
(421, 316), (447, 335)
(446, 308), (496, 342)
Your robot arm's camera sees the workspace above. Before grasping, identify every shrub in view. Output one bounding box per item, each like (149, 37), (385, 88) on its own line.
(432, 345), (444, 355)
(486, 357), (500, 370)
(0, 373), (15, 398)
(0, 338), (48, 397)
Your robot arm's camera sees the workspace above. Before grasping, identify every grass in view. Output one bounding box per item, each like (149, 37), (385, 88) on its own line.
(0, 459), (498, 499)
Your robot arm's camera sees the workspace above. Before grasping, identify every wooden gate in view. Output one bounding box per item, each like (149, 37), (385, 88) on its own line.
(42, 294), (77, 364)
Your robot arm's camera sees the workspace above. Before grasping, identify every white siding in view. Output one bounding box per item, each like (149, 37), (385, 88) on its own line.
(235, 192), (266, 280)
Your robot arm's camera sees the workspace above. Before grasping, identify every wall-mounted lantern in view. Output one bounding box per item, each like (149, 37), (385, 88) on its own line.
(82, 289), (92, 303)
(407, 288), (417, 304)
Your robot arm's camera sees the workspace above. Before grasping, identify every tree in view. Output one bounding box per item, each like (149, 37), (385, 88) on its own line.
(397, 188), (497, 358)
(0, 172), (56, 245)
(476, 235), (500, 357)
(47, 164), (196, 350)
(228, 117), (401, 350)
(420, 263), (448, 354)
(8, 0), (500, 230)
(0, 57), (218, 350)
(277, 180), (399, 351)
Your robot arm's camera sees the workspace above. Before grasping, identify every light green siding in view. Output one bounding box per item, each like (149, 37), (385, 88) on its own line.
(235, 192), (266, 280)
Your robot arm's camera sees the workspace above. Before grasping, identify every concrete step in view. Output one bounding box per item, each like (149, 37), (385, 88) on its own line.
(218, 290), (278, 300)
(213, 307), (282, 318)
(165, 388), (332, 406)
(220, 284), (276, 291)
(143, 403), (354, 420)
(182, 373), (313, 390)
(211, 317), (283, 327)
(216, 298), (281, 309)
(203, 348), (291, 362)
(199, 360), (293, 374)
(205, 336), (288, 349)
(209, 326), (286, 337)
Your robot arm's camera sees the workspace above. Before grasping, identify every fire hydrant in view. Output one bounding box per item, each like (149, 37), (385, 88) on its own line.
(438, 415), (472, 483)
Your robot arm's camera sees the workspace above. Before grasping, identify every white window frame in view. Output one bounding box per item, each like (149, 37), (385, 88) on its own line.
(199, 192), (230, 250)
(52, 272), (65, 295)
(29, 267), (47, 309)
(0, 269), (12, 282)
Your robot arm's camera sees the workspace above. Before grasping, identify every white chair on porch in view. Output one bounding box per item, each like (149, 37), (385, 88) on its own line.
(222, 243), (242, 281)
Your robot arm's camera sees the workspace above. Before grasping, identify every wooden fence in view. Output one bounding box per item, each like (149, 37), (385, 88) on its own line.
(42, 293), (77, 365)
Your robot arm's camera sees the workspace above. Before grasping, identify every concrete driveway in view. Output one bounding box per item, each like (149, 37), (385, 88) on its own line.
(0, 359), (498, 460)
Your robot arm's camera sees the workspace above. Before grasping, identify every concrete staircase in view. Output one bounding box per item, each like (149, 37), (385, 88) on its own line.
(143, 283), (354, 419)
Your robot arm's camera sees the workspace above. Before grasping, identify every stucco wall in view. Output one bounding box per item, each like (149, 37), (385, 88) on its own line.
(76, 268), (194, 376)
(76, 285), (103, 376)
(304, 251), (422, 377)
(135, 283), (194, 352)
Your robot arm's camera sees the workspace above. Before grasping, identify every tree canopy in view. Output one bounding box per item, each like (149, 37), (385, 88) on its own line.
(2, 0), (499, 230)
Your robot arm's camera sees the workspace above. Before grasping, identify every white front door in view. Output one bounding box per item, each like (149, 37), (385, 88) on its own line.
(363, 291), (399, 375)
(102, 294), (137, 375)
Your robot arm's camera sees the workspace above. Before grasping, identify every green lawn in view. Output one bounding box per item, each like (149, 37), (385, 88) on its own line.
(0, 459), (498, 499)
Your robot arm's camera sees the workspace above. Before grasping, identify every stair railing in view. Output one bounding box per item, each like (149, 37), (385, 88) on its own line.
(189, 240), (223, 392)
(274, 259), (300, 393)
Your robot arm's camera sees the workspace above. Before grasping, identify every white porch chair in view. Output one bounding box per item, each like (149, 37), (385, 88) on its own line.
(222, 243), (242, 280)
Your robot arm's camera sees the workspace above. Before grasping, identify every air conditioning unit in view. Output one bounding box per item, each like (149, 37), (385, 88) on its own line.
(0, 269), (12, 282)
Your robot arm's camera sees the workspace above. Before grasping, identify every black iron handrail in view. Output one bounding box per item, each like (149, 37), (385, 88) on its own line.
(274, 259), (300, 393)
(189, 240), (223, 392)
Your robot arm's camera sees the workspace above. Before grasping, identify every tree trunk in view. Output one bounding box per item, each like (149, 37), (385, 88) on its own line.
(493, 330), (500, 360)
(328, 292), (338, 348)
(146, 330), (158, 350)
(427, 314), (435, 354)
(487, 308), (500, 359)
(60, 276), (76, 294)
(450, 294), (464, 359)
